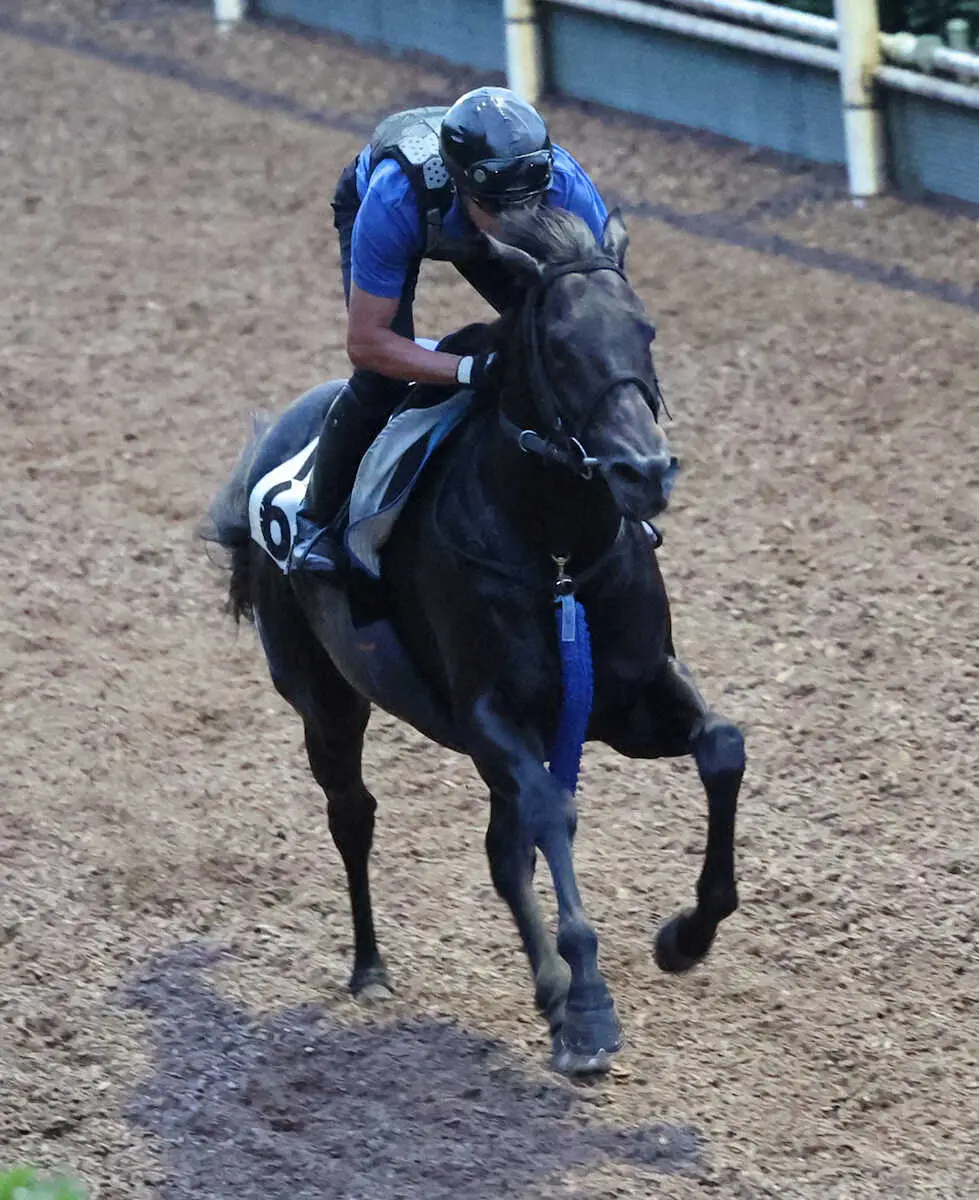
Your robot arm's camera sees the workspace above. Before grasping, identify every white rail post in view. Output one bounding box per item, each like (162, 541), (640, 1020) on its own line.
(214, 0), (245, 29)
(945, 18), (972, 82)
(834, 0), (886, 198)
(504, 0), (544, 103)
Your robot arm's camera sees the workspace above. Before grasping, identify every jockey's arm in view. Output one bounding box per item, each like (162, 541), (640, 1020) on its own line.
(347, 284), (464, 385)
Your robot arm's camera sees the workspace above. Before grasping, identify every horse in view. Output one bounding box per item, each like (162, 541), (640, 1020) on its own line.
(202, 206), (746, 1077)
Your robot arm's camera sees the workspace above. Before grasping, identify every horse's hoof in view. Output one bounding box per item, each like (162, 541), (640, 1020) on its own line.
(551, 995), (621, 1077)
(655, 912), (713, 973)
(552, 1036), (614, 1078)
(350, 965), (393, 1002)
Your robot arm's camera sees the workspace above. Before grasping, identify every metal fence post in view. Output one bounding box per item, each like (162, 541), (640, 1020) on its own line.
(834, 0), (886, 197)
(504, 0), (544, 102)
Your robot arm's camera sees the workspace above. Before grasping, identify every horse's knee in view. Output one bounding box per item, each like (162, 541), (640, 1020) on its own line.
(692, 717), (745, 782)
(519, 781), (577, 847)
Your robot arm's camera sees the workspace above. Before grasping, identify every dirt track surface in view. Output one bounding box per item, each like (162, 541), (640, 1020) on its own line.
(1, 3), (977, 1197)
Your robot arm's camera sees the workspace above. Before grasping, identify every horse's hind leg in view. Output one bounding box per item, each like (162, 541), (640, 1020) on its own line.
(624, 656), (745, 973)
(253, 571), (390, 999)
(486, 791), (570, 1034)
(303, 696), (392, 1000)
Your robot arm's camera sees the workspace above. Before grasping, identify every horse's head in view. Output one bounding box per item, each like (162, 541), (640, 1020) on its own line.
(487, 207), (677, 521)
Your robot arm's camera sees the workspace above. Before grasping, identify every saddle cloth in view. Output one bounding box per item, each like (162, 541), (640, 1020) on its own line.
(248, 386), (474, 578)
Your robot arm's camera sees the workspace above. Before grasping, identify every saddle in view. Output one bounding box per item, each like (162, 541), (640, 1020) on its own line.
(248, 327), (493, 582)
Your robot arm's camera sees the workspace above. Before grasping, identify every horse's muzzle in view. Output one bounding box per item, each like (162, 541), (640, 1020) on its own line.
(601, 449), (679, 520)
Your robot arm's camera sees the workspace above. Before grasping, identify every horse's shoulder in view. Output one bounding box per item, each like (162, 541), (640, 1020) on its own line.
(425, 420), (541, 583)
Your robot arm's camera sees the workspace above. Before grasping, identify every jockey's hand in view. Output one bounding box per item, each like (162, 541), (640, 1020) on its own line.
(456, 351), (501, 396)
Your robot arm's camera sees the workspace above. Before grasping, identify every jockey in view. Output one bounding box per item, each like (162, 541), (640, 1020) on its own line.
(291, 85), (611, 575)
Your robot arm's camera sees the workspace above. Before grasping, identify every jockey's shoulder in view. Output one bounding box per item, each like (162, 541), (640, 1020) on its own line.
(364, 157), (416, 202)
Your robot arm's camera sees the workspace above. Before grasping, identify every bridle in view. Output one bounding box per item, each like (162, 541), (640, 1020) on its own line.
(498, 256), (663, 480)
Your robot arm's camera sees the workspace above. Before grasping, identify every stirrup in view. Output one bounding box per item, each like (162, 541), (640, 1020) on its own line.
(289, 516), (344, 577)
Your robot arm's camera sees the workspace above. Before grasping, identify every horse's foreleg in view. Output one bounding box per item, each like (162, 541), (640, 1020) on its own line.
(486, 791), (570, 1033)
(639, 657), (745, 972)
(469, 695), (619, 1075)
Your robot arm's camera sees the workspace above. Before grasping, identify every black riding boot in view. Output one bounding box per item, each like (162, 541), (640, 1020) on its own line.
(290, 378), (405, 575)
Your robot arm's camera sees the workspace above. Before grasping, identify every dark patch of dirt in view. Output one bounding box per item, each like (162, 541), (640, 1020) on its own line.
(123, 944), (699, 1199)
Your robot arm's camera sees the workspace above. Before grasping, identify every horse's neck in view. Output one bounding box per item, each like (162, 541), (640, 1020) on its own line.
(482, 417), (620, 569)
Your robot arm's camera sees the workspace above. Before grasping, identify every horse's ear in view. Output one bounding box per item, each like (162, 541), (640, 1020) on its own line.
(484, 234), (544, 282)
(600, 208), (629, 268)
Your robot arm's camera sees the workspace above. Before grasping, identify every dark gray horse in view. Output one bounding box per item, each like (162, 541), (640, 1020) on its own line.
(203, 207), (745, 1076)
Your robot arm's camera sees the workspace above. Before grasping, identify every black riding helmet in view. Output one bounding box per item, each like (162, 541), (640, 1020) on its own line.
(440, 86), (554, 209)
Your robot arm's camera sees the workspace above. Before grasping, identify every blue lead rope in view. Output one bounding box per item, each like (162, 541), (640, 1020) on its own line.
(547, 593), (594, 795)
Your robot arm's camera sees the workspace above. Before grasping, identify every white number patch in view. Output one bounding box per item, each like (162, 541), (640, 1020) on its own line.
(247, 438), (319, 571)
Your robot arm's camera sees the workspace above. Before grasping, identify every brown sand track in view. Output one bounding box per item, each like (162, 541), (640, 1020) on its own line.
(1, 4), (977, 1197)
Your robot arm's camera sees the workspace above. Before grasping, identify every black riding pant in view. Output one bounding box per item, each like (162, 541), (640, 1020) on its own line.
(302, 159), (521, 524)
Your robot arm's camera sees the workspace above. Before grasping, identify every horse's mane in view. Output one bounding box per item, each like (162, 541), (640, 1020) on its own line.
(497, 205), (601, 266)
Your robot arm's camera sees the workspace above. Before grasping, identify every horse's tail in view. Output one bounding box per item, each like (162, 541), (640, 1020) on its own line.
(198, 413), (272, 624)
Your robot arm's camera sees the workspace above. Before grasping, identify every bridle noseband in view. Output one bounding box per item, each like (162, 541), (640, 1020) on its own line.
(498, 256), (662, 479)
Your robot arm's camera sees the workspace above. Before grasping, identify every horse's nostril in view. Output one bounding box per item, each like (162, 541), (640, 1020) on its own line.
(611, 454), (674, 486)
(613, 462), (646, 488)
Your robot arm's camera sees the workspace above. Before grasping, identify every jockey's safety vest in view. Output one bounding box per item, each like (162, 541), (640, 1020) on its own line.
(368, 106), (458, 259)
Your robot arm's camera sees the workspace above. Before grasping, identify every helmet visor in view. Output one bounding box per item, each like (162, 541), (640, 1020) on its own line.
(461, 149), (554, 206)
